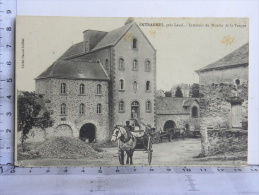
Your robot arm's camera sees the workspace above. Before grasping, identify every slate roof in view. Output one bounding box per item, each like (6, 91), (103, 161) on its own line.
(35, 60), (109, 81)
(156, 97), (198, 115)
(60, 22), (134, 60)
(196, 42), (249, 73)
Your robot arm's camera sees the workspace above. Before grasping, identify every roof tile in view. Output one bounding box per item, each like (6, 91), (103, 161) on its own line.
(35, 60), (109, 81)
(196, 42), (249, 72)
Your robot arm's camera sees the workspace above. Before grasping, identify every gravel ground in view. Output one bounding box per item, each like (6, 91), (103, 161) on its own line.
(17, 138), (246, 167)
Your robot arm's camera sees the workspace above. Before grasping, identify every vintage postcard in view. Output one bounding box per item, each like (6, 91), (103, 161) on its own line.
(15, 16), (249, 167)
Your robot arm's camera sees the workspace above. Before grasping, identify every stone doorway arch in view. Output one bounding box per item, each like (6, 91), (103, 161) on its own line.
(163, 120), (176, 131)
(79, 123), (96, 143)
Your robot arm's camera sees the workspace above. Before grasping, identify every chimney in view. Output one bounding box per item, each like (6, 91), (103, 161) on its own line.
(83, 30), (108, 50)
(125, 17), (134, 25)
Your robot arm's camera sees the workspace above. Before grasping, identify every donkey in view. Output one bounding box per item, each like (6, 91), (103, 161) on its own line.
(111, 125), (137, 165)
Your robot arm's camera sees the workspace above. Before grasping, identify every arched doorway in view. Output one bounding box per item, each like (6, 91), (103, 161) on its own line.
(131, 101), (140, 118)
(163, 120), (176, 131)
(79, 123), (96, 143)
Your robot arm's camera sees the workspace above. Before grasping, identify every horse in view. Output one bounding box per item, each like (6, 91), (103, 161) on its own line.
(173, 128), (187, 140)
(111, 125), (137, 165)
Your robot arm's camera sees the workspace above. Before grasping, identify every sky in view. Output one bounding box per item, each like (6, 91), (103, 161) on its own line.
(16, 17), (249, 91)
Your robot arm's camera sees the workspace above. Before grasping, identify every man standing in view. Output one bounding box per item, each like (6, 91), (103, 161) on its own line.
(125, 121), (133, 132)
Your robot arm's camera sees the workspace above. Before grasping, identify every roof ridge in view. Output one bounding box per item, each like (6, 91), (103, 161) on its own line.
(91, 22), (135, 52)
(196, 42), (249, 72)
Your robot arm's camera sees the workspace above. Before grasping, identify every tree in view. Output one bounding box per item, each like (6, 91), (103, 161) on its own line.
(191, 83), (199, 97)
(175, 86), (183, 97)
(164, 91), (172, 97)
(18, 91), (54, 151)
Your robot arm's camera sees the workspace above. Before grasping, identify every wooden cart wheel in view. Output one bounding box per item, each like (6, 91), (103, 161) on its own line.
(148, 137), (153, 165)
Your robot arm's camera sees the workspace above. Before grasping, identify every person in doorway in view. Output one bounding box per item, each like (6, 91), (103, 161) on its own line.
(132, 108), (137, 118)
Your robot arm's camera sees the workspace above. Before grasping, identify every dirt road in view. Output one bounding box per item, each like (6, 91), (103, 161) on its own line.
(19, 137), (246, 167)
(104, 138), (201, 166)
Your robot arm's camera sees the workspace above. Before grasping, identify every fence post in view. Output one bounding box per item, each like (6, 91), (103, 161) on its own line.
(200, 125), (209, 156)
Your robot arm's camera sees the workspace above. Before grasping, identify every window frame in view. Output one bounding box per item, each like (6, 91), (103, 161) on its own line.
(79, 103), (85, 115)
(60, 83), (66, 94)
(145, 59), (151, 72)
(97, 103), (102, 114)
(96, 84), (102, 95)
(118, 100), (125, 113)
(145, 81), (151, 92)
(132, 80), (138, 93)
(118, 57), (125, 70)
(119, 79), (125, 91)
(105, 59), (109, 70)
(60, 103), (66, 115)
(132, 38), (138, 49)
(132, 59), (138, 71)
(79, 83), (85, 95)
(145, 101), (152, 112)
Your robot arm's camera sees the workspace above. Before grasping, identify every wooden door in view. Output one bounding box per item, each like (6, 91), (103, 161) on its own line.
(231, 103), (242, 128)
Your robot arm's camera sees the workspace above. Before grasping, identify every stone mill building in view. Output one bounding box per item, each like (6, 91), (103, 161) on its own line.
(35, 20), (156, 143)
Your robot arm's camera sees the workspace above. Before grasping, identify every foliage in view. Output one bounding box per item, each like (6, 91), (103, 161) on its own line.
(164, 91), (172, 97)
(17, 91), (54, 151)
(175, 86), (183, 97)
(191, 83), (200, 97)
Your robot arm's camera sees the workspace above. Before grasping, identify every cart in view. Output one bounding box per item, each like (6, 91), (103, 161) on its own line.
(126, 118), (154, 165)
(130, 130), (153, 165)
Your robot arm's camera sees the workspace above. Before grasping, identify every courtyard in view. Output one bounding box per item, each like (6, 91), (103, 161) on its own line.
(17, 137), (246, 167)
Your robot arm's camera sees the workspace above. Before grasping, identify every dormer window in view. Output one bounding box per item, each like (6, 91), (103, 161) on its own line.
(133, 38), (137, 49)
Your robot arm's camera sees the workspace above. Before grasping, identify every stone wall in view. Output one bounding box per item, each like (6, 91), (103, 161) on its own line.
(207, 129), (247, 157)
(156, 114), (200, 131)
(36, 78), (110, 142)
(198, 65), (248, 86)
(199, 82), (248, 128)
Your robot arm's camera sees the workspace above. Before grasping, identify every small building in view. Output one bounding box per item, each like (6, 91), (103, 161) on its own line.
(171, 84), (191, 97)
(196, 42), (249, 129)
(156, 97), (200, 132)
(196, 42), (249, 86)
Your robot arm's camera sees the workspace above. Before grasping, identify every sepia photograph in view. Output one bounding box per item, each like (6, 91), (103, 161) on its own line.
(15, 16), (249, 167)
